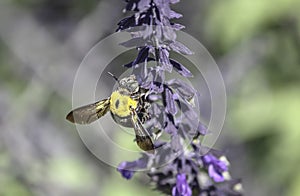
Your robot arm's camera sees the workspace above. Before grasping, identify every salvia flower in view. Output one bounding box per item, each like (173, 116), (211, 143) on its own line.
(202, 154), (229, 183)
(117, 156), (148, 179)
(115, 0), (243, 195)
(117, 161), (136, 179)
(172, 173), (192, 196)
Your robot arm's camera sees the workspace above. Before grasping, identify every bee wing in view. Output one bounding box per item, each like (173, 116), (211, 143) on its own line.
(130, 111), (155, 154)
(66, 98), (110, 124)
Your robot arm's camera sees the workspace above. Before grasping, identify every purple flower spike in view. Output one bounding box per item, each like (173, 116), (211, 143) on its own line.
(115, 0), (242, 195)
(172, 173), (192, 196)
(203, 154), (228, 182)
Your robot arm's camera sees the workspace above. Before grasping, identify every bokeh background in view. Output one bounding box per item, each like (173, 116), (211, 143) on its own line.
(0, 0), (300, 195)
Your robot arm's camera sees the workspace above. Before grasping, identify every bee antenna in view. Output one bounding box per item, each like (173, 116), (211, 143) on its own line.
(107, 72), (120, 83)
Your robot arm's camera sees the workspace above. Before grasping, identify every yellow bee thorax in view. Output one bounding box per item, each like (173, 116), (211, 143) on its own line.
(109, 91), (138, 117)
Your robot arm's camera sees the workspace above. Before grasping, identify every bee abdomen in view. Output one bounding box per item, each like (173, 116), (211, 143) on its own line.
(136, 135), (155, 154)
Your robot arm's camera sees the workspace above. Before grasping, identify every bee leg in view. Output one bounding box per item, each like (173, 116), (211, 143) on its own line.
(135, 135), (155, 154)
(130, 108), (155, 154)
(140, 113), (150, 124)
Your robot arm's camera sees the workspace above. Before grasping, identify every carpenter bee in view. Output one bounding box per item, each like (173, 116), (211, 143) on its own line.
(66, 74), (155, 154)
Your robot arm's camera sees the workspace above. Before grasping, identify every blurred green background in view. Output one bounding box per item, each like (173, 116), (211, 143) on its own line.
(0, 0), (299, 195)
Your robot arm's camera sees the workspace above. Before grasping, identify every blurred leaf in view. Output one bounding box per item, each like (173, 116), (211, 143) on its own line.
(102, 172), (155, 196)
(230, 69), (276, 139)
(206, 0), (300, 49)
(288, 171), (300, 196)
(48, 158), (94, 188)
(230, 68), (300, 191)
(0, 176), (30, 196)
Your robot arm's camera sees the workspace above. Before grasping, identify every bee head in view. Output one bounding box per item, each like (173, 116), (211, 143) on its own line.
(119, 75), (139, 93)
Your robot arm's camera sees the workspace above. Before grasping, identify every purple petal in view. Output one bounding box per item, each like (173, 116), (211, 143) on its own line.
(203, 154), (228, 182)
(197, 122), (208, 135)
(116, 15), (136, 31)
(167, 79), (195, 101)
(164, 113), (177, 134)
(154, 0), (169, 16)
(150, 103), (162, 116)
(117, 162), (136, 179)
(120, 37), (147, 48)
(177, 122), (194, 139)
(186, 186), (192, 196)
(216, 159), (228, 172)
(123, 47), (155, 68)
(171, 23), (185, 30)
(172, 186), (178, 196)
(170, 59), (193, 77)
(181, 101), (198, 120)
(159, 48), (172, 72)
(132, 63), (148, 83)
(208, 165), (225, 182)
(162, 25), (177, 41)
(176, 101), (199, 134)
(164, 88), (177, 115)
(117, 158), (148, 180)
(174, 174), (192, 196)
(148, 94), (161, 102)
(146, 117), (162, 131)
(123, 61), (134, 68)
(172, 93), (179, 100)
(137, 0), (151, 11)
(140, 80), (152, 89)
(170, 41), (194, 55)
(138, 8), (152, 26)
(203, 154), (214, 164)
(170, 0), (180, 4)
(150, 81), (164, 93)
(133, 47), (150, 65)
(169, 10), (182, 19)
(170, 133), (181, 152)
(176, 174), (186, 190)
(143, 22), (154, 39)
(164, 119), (177, 134)
(149, 69), (165, 93)
(153, 5), (161, 21)
(123, 56), (153, 68)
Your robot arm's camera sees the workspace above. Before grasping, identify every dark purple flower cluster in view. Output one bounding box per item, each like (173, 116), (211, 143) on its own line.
(116, 0), (242, 195)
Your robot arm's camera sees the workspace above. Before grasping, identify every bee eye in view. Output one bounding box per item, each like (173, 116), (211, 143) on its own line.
(115, 100), (120, 109)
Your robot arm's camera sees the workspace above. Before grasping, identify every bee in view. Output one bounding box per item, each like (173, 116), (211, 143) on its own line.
(66, 74), (155, 154)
